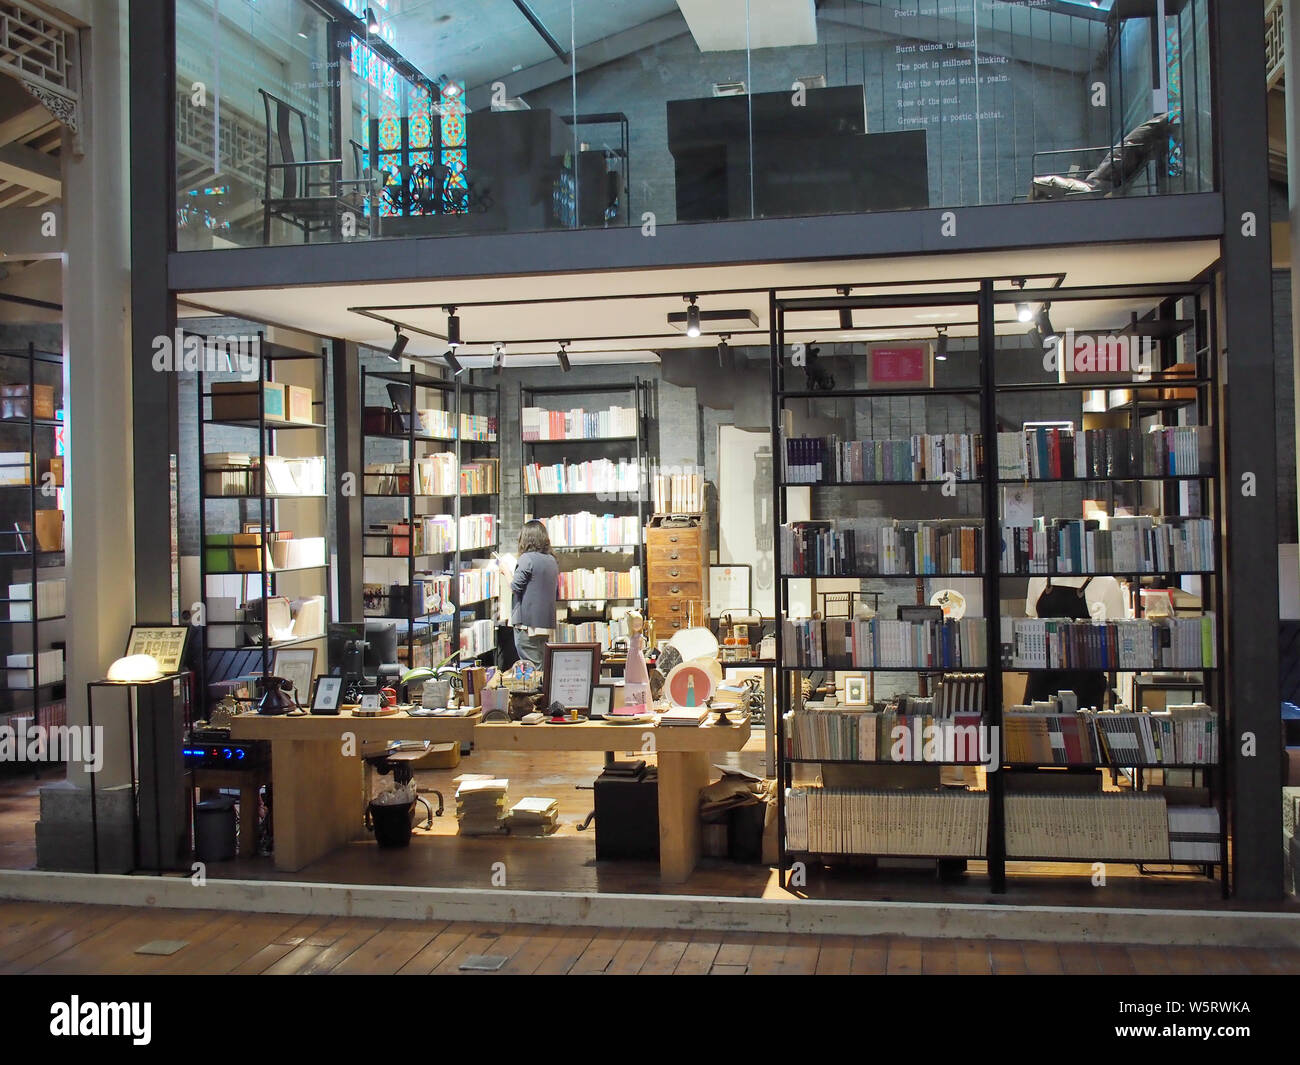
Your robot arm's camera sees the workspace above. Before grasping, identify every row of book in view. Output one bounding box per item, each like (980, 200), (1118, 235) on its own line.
(459, 617), (496, 660)
(650, 470), (704, 514)
(997, 426), (1209, 480)
(521, 405), (638, 441)
(781, 520), (985, 576)
(363, 514), (498, 557)
(782, 617), (989, 670)
(204, 454), (326, 497)
(534, 512), (641, 548)
(523, 458), (641, 496)
(1002, 615), (1216, 671)
(783, 433), (983, 484)
(418, 409), (498, 442)
(1003, 705), (1219, 765)
(784, 709), (987, 763)
(784, 788), (989, 857)
(557, 566), (641, 601)
(1004, 794), (1170, 861)
(554, 616), (630, 651)
(1000, 516), (1215, 575)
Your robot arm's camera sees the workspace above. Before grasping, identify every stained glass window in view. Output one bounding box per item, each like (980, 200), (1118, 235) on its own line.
(440, 81), (468, 214)
(1166, 22), (1183, 177)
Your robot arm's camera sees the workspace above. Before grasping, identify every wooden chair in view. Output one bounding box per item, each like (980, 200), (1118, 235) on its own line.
(259, 89), (371, 244)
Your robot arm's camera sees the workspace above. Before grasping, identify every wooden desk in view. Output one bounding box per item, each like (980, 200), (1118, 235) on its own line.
(229, 711), (480, 871)
(475, 718), (750, 883)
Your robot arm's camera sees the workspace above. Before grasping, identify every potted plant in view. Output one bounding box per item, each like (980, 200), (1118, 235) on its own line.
(400, 648), (464, 708)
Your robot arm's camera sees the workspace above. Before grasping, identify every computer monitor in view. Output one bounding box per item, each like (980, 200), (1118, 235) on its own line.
(328, 620), (399, 675)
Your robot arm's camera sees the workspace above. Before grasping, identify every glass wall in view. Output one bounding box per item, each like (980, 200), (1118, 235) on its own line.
(173, 0), (1216, 250)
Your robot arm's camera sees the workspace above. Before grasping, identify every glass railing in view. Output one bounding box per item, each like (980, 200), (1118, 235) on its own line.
(174, 0), (1215, 251)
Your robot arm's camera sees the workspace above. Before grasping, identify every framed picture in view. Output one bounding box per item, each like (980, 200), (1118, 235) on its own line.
(310, 675), (342, 715)
(124, 625), (191, 675)
(588, 683), (614, 719)
(541, 642), (601, 711)
(842, 675), (870, 706)
(866, 341), (934, 390)
(271, 647), (316, 708)
(708, 564), (751, 617)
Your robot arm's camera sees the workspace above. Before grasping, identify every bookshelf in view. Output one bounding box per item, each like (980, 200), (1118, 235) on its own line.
(520, 381), (652, 645)
(361, 366), (500, 668)
(770, 280), (1227, 896)
(196, 335), (331, 706)
(0, 345), (66, 754)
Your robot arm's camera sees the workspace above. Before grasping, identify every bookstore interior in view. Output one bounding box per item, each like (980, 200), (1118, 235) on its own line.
(49, 237), (1294, 903)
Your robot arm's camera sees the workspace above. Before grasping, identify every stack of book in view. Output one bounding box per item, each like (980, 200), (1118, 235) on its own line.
(455, 777), (509, 835)
(784, 788), (988, 856)
(781, 519), (984, 576)
(521, 405), (637, 441)
(7, 579), (66, 620)
(784, 432), (983, 484)
(524, 457), (640, 496)
(659, 706), (710, 726)
(557, 566), (641, 600)
(1004, 793), (1169, 860)
(1001, 615), (1217, 671)
(506, 797), (559, 837)
(1168, 806), (1221, 861)
(782, 616), (988, 670)
(537, 512), (640, 547)
(650, 469), (704, 513)
(1000, 516), (1215, 574)
(554, 616), (629, 651)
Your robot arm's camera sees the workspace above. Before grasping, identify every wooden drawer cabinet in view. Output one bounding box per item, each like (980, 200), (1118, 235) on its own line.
(645, 514), (708, 635)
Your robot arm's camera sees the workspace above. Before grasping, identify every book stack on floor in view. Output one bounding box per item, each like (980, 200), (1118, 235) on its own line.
(1004, 793), (1169, 860)
(506, 797), (560, 837)
(784, 788), (988, 856)
(455, 776), (508, 835)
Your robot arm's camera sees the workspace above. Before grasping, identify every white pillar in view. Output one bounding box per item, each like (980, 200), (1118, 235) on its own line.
(1289, 1), (1300, 544)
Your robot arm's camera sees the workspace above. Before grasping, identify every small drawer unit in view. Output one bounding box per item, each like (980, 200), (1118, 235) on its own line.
(646, 514), (708, 633)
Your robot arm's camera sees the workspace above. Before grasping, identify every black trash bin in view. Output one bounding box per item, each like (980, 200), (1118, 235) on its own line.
(369, 800), (414, 848)
(728, 801), (766, 863)
(194, 796), (237, 863)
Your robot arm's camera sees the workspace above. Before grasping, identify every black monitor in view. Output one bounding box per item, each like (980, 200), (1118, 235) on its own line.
(328, 620), (399, 675)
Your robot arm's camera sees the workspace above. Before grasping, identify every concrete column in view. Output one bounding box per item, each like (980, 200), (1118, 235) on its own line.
(36, 0), (138, 871)
(1288, 0), (1300, 549)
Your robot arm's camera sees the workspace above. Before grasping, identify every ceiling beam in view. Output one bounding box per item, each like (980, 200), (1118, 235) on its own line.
(0, 103), (52, 148)
(0, 141), (59, 197)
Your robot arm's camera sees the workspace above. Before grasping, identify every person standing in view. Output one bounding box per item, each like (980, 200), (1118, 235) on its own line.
(510, 520), (559, 668)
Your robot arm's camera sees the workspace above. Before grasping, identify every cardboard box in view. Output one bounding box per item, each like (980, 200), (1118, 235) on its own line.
(210, 381), (287, 423)
(42, 457), (63, 487)
(34, 509), (62, 551)
(286, 385), (314, 424)
(0, 452), (32, 486)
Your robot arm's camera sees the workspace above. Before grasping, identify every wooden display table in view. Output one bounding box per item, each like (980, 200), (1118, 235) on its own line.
(475, 717), (751, 883)
(229, 711), (480, 871)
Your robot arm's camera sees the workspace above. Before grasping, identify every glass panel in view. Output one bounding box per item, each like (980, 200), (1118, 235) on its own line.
(174, 0), (1216, 249)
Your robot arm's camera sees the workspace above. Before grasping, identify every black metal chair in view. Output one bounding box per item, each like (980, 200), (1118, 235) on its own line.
(259, 89), (371, 244)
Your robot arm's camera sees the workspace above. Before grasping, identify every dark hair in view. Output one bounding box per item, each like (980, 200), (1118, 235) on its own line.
(518, 520), (552, 556)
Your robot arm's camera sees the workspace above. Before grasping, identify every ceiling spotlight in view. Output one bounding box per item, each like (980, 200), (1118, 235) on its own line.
(935, 327), (949, 362)
(1013, 278), (1033, 323)
(364, 7), (380, 33)
(684, 296), (701, 338)
(442, 349), (464, 376)
(493, 343), (505, 373)
(556, 343), (571, 372)
(837, 287), (853, 330)
(388, 326), (409, 362)
(1036, 304), (1060, 345)
(445, 306), (461, 348)
(717, 334), (734, 372)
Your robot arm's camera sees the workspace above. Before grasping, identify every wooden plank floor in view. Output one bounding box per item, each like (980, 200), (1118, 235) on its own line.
(4, 900), (1300, 975)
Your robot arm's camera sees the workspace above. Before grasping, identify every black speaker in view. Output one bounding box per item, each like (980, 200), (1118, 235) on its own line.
(593, 766), (659, 861)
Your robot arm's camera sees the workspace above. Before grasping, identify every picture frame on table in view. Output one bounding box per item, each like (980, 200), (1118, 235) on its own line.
(541, 642), (601, 712)
(842, 674), (870, 707)
(124, 625), (191, 676)
(271, 647), (316, 709)
(310, 675), (342, 715)
(588, 683), (615, 719)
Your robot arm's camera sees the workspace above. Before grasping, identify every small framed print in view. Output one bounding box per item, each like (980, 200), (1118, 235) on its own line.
(842, 674), (870, 706)
(310, 675), (342, 715)
(588, 683), (614, 719)
(359, 693), (382, 711)
(541, 642), (601, 712)
(124, 625), (191, 676)
(271, 647), (316, 709)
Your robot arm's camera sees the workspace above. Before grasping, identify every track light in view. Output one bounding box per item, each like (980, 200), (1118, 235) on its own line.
(556, 343), (571, 372)
(837, 287), (853, 330)
(935, 327), (948, 362)
(684, 296), (701, 338)
(717, 334), (734, 372)
(388, 326), (408, 362)
(364, 7), (379, 33)
(1036, 304), (1060, 346)
(445, 306), (461, 348)
(442, 349), (463, 375)
(1013, 278), (1032, 323)
(493, 343), (505, 373)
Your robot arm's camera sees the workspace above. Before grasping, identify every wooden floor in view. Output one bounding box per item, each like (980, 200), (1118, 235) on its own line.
(2, 899), (1299, 974)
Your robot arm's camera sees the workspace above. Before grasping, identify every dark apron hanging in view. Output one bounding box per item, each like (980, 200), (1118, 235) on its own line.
(1024, 577), (1109, 709)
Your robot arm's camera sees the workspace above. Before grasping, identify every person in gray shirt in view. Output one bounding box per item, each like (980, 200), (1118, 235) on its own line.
(510, 520), (559, 668)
